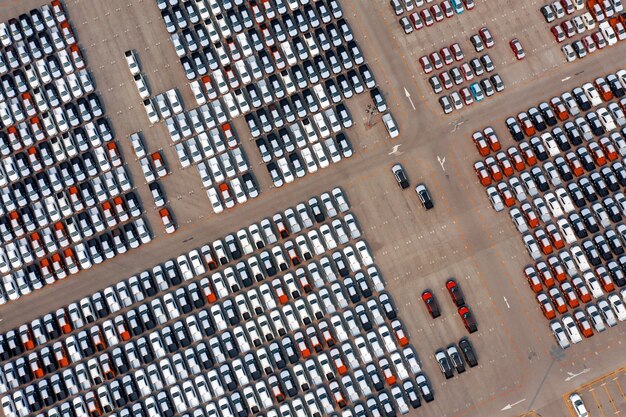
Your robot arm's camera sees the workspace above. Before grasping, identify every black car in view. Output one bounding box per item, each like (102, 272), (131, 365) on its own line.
(506, 117), (524, 141)
(415, 184), (433, 210)
(447, 344), (466, 373)
(402, 379), (421, 408)
(392, 164), (409, 189)
(458, 337), (478, 367)
(435, 349), (453, 379)
(530, 137), (548, 161)
(569, 213), (588, 239)
(309, 197), (325, 223)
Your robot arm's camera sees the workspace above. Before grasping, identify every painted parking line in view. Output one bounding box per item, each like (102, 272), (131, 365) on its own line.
(563, 368), (626, 417)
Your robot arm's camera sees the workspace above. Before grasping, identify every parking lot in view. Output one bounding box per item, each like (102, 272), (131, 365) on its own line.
(0, 0), (625, 417)
(562, 367), (626, 416)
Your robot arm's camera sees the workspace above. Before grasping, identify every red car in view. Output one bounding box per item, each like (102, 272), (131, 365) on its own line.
(419, 56), (433, 74)
(429, 51), (443, 69)
(599, 137), (618, 161)
(560, 282), (579, 308)
(509, 38), (526, 59)
(479, 27), (495, 48)
(551, 25), (565, 42)
(421, 290), (441, 318)
(439, 47), (453, 65)
(445, 279), (465, 307)
(458, 306), (477, 333)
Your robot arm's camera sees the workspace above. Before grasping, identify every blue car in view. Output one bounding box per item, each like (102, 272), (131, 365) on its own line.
(469, 83), (485, 102)
(450, 0), (465, 14)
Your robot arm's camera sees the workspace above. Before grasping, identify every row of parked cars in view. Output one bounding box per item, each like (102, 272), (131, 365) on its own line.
(158, 0), (390, 179)
(561, 20), (624, 61)
(159, 0), (350, 89)
(0, 1), (146, 303)
(476, 72), (626, 347)
(0, 188), (354, 361)
(0, 187), (435, 417)
(396, 0), (475, 34)
(438, 75), (505, 114)
(506, 72), (626, 141)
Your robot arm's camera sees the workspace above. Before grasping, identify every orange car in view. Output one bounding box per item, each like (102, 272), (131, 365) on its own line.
(548, 287), (568, 314)
(391, 319), (409, 346)
(485, 156), (503, 181)
(547, 256), (567, 283)
(472, 132), (490, 156)
(507, 147), (526, 171)
(574, 310), (594, 338)
(525, 266), (543, 293)
(56, 309), (73, 334)
(330, 348), (348, 375)
(534, 229), (553, 255)
(474, 161), (491, 186)
(53, 341), (69, 367)
(272, 278), (289, 304)
(28, 353), (45, 378)
(295, 332), (311, 358)
(114, 317), (131, 341)
(536, 292), (556, 319)
(200, 278), (217, 303)
(518, 142), (537, 166)
(495, 152), (514, 177)
(19, 325), (35, 350)
(588, 143), (606, 166)
(536, 261), (556, 288)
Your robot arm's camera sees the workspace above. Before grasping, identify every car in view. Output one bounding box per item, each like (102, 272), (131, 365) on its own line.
(382, 113), (399, 138)
(419, 56), (433, 73)
(458, 305), (477, 333)
(391, 164), (409, 189)
(434, 349), (453, 379)
(415, 184), (433, 209)
(551, 320), (570, 349)
(509, 38), (525, 59)
(445, 279), (465, 307)
(421, 290), (440, 318)
(569, 393), (589, 417)
(159, 208), (176, 234)
(479, 27), (495, 48)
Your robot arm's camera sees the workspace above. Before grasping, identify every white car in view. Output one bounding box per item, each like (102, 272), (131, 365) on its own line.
(550, 320), (570, 349)
(561, 315), (582, 344)
(124, 50), (140, 75)
(207, 187), (224, 214)
(382, 113), (399, 138)
(608, 293), (626, 321)
(166, 89), (183, 114)
(569, 393), (588, 417)
(133, 74), (150, 99)
(143, 99), (159, 124)
(355, 241), (373, 266)
(486, 186), (504, 212)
